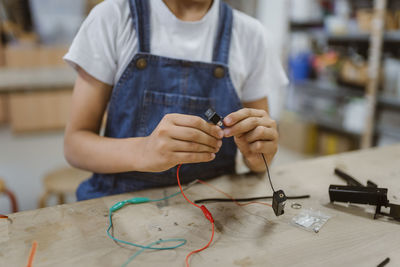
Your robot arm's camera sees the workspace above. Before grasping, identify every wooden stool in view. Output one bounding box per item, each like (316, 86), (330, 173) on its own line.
(0, 179), (4, 192)
(39, 167), (90, 208)
(0, 177), (18, 214)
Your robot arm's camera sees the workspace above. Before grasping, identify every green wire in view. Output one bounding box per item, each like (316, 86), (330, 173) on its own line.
(150, 190), (182, 202)
(107, 189), (189, 266)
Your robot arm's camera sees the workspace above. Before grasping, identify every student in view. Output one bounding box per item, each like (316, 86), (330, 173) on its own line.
(64, 0), (288, 201)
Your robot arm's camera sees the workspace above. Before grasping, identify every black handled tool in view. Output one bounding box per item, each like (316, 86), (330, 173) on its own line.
(329, 169), (400, 221)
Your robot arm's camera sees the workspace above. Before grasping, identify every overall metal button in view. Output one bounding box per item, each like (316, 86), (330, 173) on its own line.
(136, 58), (147, 70)
(214, 66), (225, 78)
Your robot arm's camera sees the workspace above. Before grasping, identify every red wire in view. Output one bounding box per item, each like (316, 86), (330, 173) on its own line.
(176, 164), (215, 267)
(196, 179), (272, 207)
(185, 222), (214, 267)
(26, 241), (38, 267)
(176, 165), (200, 209)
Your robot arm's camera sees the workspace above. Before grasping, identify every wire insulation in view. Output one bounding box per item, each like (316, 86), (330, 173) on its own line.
(185, 222), (214, 267)
(176, 164), (215, 267)
(107, 189), (190, 267)
(194, 194), (310, 204)
(176, 165), (201, 209)
(261, 153), (275, 193)
(26, 241), (37, 267)
(196, 179), (272, 207)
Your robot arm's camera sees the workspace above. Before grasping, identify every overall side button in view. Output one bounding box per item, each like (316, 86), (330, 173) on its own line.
(214, 66), (225, 78)
(136, 58), (147, 70)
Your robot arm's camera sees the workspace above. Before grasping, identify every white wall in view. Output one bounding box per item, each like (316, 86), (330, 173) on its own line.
(0, 127), (69, 212)
(256, 0), (290, 120)
(256, 0), (289, 58)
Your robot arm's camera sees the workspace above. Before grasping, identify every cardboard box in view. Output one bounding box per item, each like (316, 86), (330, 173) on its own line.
(4, 45), (68, 68)
(9, 89), (72, 133)
(340, 59), (369, 87)
(278, 111), (318, 154)
(317, 132), (353, 155)
(356, 9), (399, 32)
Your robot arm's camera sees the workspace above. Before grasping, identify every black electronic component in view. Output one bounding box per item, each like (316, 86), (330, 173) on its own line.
(334, 168), (364, 187)
(329, 169), (400, 221)
(272, 190), (287, 216)
(204, 108), (223, 127)
(204, 107), (288, 217)
(329, 185), (389, 206)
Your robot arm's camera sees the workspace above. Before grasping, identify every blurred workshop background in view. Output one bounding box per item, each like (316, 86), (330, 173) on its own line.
(0, 0), (399, 212)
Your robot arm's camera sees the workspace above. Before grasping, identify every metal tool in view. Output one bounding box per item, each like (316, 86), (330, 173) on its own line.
(329, 168), (400, 221)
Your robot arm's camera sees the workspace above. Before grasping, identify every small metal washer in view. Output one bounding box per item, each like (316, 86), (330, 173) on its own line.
(291, 203), (302, 209)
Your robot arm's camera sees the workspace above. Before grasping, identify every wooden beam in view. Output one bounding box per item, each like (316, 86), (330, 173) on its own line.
(0, 22), (5, 66)
(361, 0), (387, 148)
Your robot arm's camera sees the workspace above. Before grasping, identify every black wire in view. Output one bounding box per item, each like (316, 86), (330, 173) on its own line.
(194, 195), (310, 204)
(262, 153), (275, 192)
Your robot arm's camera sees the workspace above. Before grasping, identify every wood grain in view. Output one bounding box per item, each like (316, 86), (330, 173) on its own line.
(1, 145), (399, 267)
(4, 46), (68, 68)
(9, 89), (72, 133)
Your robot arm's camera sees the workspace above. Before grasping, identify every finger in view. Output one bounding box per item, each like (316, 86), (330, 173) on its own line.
(224, 116), (273, 137)
(168, 113), (224, 139)
(223, 108), (267, 127)
(171, 139), (220, 153)
(233, 136), (252, 155)
(248, 140), (278, 154)
(243, 126), (278, 143)
(173, 152), (216, 164)
(170, 125), (222, 149)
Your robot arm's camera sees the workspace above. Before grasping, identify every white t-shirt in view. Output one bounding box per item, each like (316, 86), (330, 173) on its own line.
(64, 0), (288, 102)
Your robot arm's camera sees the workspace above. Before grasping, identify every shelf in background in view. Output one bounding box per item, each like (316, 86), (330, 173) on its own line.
(295, 108), (400, 140)
(290, 21), (324, 31)
(378, 95), (400, 111)
(290, 107), (362, 138)
(327, 32), (400, 53)
(291, 80), (400, 142)
(294, 80), (400, 111)
(0, 67), (76, 93)
(312, 117), (361, 138)
(290, 31), (400, 55)
(377, 124), (400, 139)
(294, 80), (364, 99)
(328, 32), (400, 42)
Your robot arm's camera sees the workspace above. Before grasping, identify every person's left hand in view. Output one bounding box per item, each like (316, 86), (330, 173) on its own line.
(223, 108), (278, 172)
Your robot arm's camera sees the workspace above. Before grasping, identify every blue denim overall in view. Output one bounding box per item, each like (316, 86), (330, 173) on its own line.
(76, 0), (242, 201)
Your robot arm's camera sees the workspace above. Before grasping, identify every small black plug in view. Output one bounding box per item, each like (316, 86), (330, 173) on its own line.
(272, 190), (287, 216)
(205, 108), (223, 127)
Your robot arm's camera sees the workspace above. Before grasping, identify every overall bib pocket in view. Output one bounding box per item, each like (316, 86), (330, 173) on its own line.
(139, 90), (215, 136)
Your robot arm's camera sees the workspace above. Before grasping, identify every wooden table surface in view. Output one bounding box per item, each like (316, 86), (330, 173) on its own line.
(1, 145), (400, 267)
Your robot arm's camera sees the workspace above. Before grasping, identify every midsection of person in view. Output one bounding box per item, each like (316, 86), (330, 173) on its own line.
(63, 0), (287, 200)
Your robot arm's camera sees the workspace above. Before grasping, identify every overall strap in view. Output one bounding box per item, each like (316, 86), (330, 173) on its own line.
(212, 1), (233, 65)
(129, 0), (151, 53)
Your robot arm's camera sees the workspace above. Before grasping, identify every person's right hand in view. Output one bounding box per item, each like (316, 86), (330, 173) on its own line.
(140, 113), (224, 172)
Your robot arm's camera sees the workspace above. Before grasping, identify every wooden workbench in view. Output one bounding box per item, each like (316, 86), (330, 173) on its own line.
(1, 145), (400, 267)
(0, 67), (76, 131)
(0, 67), (75, 93)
